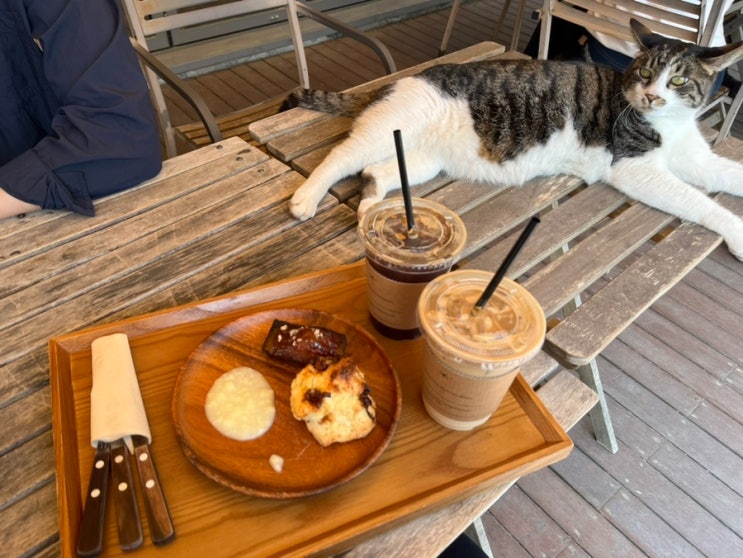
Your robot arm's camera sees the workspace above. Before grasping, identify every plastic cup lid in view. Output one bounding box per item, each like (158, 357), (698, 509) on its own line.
(357, 198), (467, 270)
(418, 270), (546, 365)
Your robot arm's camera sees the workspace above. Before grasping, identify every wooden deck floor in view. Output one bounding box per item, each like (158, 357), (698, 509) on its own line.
(162, 2), (743, 557)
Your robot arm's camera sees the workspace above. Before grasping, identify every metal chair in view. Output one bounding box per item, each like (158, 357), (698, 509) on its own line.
(121, 0), (397, 158)
(439, 0), (529, 54)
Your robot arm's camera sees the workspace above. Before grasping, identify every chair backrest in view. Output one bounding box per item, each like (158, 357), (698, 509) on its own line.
(122, 0), (312, 159)
(726, 0), (743, 42)
(537, 0), (730, 60)
(122, 0), (312, 87)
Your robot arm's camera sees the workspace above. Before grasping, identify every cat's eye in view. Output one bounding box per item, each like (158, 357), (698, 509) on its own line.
(637, 67), (653, 80)
(669, 75), (689, 86)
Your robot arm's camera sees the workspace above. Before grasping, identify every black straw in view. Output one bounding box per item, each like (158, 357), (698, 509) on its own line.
(473, 216), (541, 312)
(393, 129), (415, 231)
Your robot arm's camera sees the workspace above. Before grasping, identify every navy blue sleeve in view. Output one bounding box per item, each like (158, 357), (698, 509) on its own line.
(0, 0), (162, 215)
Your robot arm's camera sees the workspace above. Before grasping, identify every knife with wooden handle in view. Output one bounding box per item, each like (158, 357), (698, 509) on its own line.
(110, 441), (143, 551)
(90, 333), (175, 549)
(76, 442), (110, 557)
(132, 435), (175, 545)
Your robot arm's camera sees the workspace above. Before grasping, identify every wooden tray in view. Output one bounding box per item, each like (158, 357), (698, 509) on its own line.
(50, 261), (572, 558)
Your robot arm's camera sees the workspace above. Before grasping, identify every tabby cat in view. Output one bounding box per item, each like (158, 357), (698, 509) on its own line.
(287, 19), (743, 260)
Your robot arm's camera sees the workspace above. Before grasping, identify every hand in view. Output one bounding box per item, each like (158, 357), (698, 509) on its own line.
(0, 189), (41, 219)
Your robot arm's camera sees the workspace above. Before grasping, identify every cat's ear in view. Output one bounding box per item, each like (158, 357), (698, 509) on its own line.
(629, 18), (663, 51)
(698, 41), (743, 73)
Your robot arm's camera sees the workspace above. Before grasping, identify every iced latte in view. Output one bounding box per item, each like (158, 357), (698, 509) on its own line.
(358, 198), (466, 339)
(417, 269), (546, 430)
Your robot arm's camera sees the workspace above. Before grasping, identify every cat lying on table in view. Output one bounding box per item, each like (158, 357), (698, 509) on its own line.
(285, 19), (743, 261)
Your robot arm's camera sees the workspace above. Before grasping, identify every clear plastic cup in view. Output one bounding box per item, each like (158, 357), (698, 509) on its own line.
(357, 198), (467, 339)
(417, 269), (546, 430)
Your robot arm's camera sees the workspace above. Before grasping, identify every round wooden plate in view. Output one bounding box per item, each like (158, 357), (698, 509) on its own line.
(172, 308), (402, 498)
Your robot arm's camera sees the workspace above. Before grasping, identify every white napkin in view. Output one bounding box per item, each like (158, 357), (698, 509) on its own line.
(90, 333), (152, 447)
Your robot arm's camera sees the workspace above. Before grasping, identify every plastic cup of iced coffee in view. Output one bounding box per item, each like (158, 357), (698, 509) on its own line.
(357, 197), (467, 339)
(417, 269), (546, 430)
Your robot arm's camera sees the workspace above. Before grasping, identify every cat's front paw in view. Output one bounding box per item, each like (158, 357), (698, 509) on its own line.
(723, 230), (743, 262)
(289, 188), (320, 221)
(728, 243), (743, 263)
(725, 222), (743, 263)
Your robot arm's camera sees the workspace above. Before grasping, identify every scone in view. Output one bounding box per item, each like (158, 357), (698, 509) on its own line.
(290, 357), (376, 446)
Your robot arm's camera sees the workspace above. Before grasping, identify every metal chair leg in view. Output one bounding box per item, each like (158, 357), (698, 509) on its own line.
(464, 516), (494, 558)
(576, 360), (618, 453)
(439, 0), (462, 55)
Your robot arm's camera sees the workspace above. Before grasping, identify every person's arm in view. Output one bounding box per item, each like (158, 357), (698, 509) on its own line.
(0, 0), (161, 218)
(0, 190), (40, 220)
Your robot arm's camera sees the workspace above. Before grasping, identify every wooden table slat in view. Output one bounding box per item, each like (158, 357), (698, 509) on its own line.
(178, 94), (290, 148)
(1, 159), (297, 353)
(457, 174), (586, 259)
(464, 183), (628, 277)
(524, 201), (676, 317)
(1, 138), (265, 268)
(546, 192), (743, 367)
(267, 115), (353, 162)
(292, 142), (336, 177)
(1, 157), (292, 317)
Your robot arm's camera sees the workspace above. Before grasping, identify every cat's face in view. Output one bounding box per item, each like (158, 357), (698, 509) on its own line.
(623, 19), (743, 117)
(623, 38), (716, 116)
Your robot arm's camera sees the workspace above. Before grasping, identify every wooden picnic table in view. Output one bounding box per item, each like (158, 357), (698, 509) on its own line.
(7, 37), (741, 557)
(1, 51), (595, 555)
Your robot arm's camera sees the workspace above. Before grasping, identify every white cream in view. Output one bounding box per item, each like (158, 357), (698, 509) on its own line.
(205, 367), (276, 441)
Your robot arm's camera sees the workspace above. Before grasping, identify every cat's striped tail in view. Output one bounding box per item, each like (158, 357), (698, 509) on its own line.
(280, 86), (391, 116)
